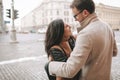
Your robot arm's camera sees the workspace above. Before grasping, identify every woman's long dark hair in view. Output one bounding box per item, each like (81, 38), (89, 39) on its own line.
(45, 19), (64, 57)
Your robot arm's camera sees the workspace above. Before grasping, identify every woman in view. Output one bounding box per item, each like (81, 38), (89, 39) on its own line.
(44, 19), (80, 80)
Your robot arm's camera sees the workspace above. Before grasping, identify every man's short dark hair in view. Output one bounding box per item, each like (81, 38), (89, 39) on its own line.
(70, 0), (95, 14)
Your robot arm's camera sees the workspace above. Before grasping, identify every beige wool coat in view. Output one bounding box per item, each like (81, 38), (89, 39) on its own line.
(49, 13), (118, 80)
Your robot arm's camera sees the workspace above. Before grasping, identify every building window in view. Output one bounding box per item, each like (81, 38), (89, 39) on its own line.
(67, 18), (69, 23)
(64, 11), (69, 16)
(67, 11), (69, 16)
(57, 10), (59, 15)
(64, 18), (66, 22)
(51, 18), (53, 21)
(64, 4), (69, 9)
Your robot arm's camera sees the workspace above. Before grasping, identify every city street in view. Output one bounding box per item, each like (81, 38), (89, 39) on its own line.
(0, 31), (120, 80)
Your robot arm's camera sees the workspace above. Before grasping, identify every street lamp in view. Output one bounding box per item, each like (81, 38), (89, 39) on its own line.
(9, 0), (18, 43)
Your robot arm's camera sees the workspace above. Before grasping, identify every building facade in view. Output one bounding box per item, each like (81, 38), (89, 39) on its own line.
(96, 3), (120, 30)
(21, 0), (76, 32)
(21, 0), (120, 32)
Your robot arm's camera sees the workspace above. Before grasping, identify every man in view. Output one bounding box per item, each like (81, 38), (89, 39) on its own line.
(45, 0), (118, 80)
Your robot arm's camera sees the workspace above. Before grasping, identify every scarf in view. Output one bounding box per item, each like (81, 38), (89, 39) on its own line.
(77, 13), (98, 32)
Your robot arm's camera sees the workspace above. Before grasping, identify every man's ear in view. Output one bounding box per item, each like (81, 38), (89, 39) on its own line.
(82, 9), (90, 17)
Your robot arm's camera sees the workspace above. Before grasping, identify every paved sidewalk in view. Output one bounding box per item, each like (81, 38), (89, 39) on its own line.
(0, 42), (119, 80)
(0, 56), (49, 80)
(0, 32), (120, 80)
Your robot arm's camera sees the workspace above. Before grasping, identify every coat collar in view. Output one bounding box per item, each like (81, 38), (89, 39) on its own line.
(77, 13), (99, 32)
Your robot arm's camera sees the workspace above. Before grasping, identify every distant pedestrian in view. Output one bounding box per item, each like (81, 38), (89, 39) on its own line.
(45, 0), (118, 80)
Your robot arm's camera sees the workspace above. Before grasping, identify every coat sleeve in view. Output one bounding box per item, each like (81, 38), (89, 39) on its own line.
(49, 33), (92, 78)
(113, 32), (118, 57)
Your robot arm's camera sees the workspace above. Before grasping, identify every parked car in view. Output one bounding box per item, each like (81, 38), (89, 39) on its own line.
(30, 30), (36, 33)
(37, 29), (46, 34)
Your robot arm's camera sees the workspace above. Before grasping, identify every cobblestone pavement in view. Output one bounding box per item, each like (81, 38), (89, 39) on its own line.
(0, 32), (120, 80)
(0, 56), (49, 80)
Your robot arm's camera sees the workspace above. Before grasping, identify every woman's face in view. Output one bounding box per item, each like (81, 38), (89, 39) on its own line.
(63, 23), (72, 41)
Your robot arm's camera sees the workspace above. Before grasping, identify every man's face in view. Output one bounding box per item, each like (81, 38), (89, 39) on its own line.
(72, 7), (89, 23)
